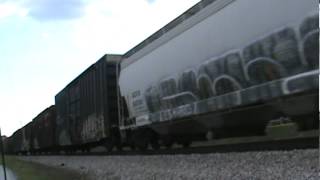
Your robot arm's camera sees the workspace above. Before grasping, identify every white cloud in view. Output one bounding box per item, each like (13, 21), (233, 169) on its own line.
(41, 32), (49, 38)
(71, 0), (200, 54)
(24, 0), (87, 21)
(0, 0), (87, 21)
(0, 2), (27, 19)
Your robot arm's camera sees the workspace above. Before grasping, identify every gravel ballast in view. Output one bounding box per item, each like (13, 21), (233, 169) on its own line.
(20, 149), (318, 180)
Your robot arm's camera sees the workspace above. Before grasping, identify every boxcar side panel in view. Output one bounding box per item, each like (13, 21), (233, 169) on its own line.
(32, 105), (57, 150)
(55, 54), (121, 147)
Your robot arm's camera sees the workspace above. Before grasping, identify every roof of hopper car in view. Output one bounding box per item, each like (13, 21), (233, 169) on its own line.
(10, 121), (32, 136)
(22, 122), (33, 129)
(122, 0), (232, 67)
(55, 54), (122, 97)
(32, 105), (55, 122)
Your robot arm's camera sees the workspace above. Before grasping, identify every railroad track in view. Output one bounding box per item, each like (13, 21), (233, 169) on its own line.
(37, 130), (318, 156)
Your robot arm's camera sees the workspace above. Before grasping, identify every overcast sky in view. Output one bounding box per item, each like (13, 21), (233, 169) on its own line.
(0, 0), (200, 136)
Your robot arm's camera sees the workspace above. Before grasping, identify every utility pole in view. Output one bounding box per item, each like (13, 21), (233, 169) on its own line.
(0, 128), (7, 180)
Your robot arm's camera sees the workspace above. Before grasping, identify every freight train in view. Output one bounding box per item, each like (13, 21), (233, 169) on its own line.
(5, 0), (319, 154)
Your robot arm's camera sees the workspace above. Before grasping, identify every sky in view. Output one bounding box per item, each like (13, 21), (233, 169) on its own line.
(0, 0), (200, 136)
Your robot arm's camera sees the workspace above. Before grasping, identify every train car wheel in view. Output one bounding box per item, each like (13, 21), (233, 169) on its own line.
(105, 141), (114, 152)
(129, 144), (136, 150)
(135, 138), (148, 151)
(134, 134), (149, 151)
(164, 142), (173, 149)
(162, 136), (173, 149)
(137, 143), (148, 151)
(182, 141), (191, 148)
(150, 140), (160, 150)
(150, 135), (160, 150)
(116, 144), (123, 151)
(132, 130), (149, 151)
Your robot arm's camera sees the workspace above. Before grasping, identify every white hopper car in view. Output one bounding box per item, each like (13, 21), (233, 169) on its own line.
(118, 0), (318, 149)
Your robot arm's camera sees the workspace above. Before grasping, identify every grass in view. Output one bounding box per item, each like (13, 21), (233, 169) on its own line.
(1, 156), (88, 180)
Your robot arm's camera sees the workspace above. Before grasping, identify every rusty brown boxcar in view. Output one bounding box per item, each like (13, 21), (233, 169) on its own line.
(9, 128), (23, 154)
(3, 136), (11, 154)
(3, 136), (9, 154)
(21, 122), (33, 154)
(55, 54), (121, 151)
(32, 105), (57, 153)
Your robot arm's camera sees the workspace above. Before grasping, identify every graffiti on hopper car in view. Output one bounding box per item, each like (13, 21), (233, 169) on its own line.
(141, 14), (318, 121)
